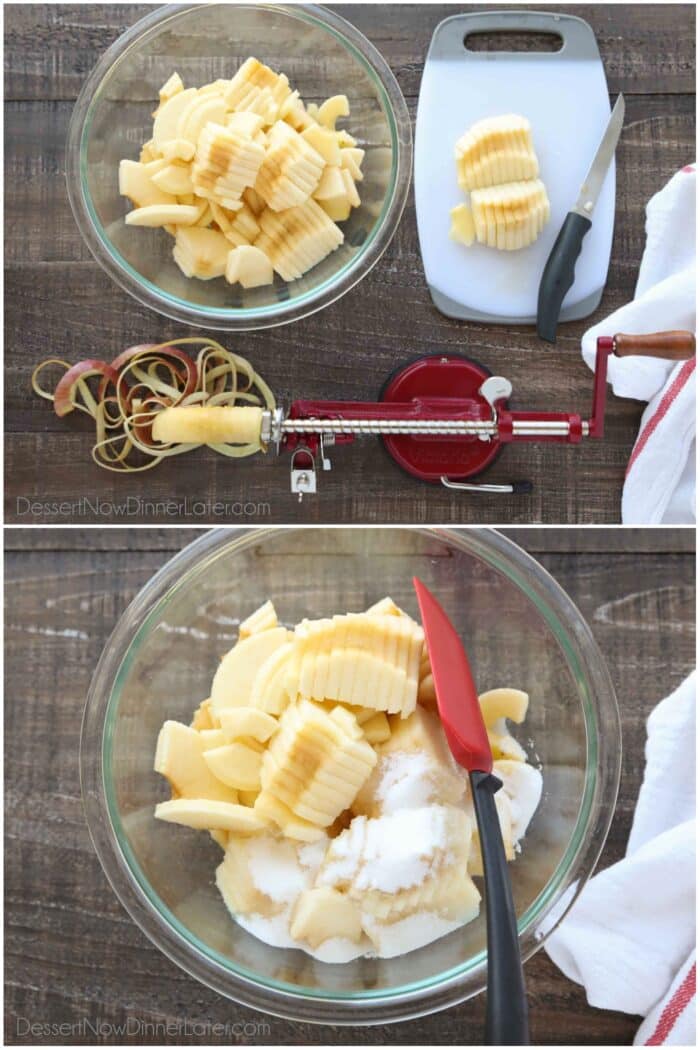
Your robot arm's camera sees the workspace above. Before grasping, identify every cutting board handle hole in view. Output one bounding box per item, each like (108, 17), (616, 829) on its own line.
(463, 31), (563, 53)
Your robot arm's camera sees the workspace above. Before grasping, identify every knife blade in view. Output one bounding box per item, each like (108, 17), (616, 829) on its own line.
(537, 94), (625, 344)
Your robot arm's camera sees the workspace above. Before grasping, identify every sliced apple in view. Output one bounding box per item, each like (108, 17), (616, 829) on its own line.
(159, 71), (184, 104)
(226, 111), (265, 137)
(318, 94), (349, 130)
(177, 94), (228, 146)
(202, 741), (263, 791)
(155, 798), (268, 832)
(318, 196), (351, 223)
(381, 705), (451, 763)
(418, 672), (437, 706)
(139, 139), (159, 163)
(478, 688), (529, 727)
(172, 226), (232, 278)
(250, 640), (294, 715)
(152, 88), (198, 147)
(225, 245), (274, 288)
(340, 168), (360, 208)
(151, 163), (194, 196)
(118, 160), (176, 208)
(290, 886), (363, 948)
(340, 147), (364, 181)
(301, 125), (342, 166)
(161, 138), (196, 162)
(494, 759), (543, 840)
(125, 203), (200, 227)
(239, 599), (278, 639)
(218, 706), (278, 743)
(313, 166), (346, 202)
(154, 720), (238, 803)
(450, 202), (476, 247)
(253, 792), (325, 842)
(191, 698), (215, 730)
(362, 711), (391, 745)
(216, 834), (296, 917)
(198, 727), (227, 749)
(488, 726), (528, 763)
(211, 627), (290, 712)
(238, 789), (259, 808)
(365, 596), (407, 618)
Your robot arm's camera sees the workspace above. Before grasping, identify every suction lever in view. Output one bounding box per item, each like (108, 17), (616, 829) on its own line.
(441, 477), (533, 494)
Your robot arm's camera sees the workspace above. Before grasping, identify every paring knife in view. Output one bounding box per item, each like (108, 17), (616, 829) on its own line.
(537, 94), (625, 344)
(413, 578), (529, 1046)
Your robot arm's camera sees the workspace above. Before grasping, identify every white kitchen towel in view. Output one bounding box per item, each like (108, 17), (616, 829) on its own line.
(581, 165), (697, 524)
(546, 672), (696, 1044)
(635, 951), (696, 1046)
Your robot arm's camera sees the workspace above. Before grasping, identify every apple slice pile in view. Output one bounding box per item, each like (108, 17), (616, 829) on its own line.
(152, 596), (543, 959)
(119, 57), (366, 288)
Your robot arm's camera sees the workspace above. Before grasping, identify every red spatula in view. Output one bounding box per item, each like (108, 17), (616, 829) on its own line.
(414, 577), (529, 1046)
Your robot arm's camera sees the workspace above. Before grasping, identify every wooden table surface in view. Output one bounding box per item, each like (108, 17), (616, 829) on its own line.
(4, 4), (696, 525)
(5, 526), (696, 1045)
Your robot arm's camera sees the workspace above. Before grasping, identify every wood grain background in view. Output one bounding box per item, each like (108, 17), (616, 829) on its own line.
(4, 526), (696, 1045)
(4, 4), (696, 524)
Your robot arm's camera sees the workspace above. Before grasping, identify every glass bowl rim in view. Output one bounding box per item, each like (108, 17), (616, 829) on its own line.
(65, 2), (413, 331)
(80, 526), (621, 1024)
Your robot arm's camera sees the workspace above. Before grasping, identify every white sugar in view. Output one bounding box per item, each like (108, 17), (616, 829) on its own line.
(376, 751), (436, 811)
(217, 747), (540, 963)
(320, 806), (454, 894)
(298, 837), (329, 872)
(355, 807), (448, 892)
(246, 837), (309, 904)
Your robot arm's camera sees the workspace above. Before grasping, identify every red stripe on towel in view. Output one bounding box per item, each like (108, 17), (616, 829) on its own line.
(626, 358), (696, 478)
(646, 962), (696, 1045)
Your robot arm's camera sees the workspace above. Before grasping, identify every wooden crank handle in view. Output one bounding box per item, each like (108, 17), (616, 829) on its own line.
(614, 331), (696, 360)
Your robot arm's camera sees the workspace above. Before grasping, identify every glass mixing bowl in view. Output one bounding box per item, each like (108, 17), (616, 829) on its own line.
(66, 4), (412, 330)
(81, 528), (620, 1024)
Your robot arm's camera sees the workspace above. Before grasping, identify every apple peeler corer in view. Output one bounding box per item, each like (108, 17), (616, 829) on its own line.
(34, 330), (695, 495)
(260, 330), (695, 498)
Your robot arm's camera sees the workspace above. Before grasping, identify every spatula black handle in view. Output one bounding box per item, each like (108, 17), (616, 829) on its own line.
(470, 770), (529, 1046)
(537, 211), (593, 344)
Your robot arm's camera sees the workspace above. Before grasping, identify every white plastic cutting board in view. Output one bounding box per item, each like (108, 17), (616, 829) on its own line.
(415, 10), (616, 323)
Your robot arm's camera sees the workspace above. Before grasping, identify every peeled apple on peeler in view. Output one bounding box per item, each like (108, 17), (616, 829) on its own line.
(152, 405), (264, 447)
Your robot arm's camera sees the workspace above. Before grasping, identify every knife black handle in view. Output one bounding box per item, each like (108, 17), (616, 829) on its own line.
(536, 211), (593, 344)
(470, 770), (529, 1046)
